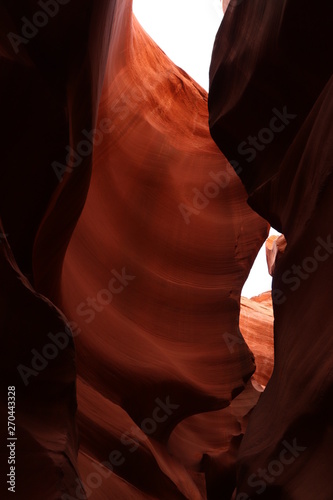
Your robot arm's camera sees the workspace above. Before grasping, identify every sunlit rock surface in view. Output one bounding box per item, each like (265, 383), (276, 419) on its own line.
(266, 234), (287, 277)
(210, 1), (333, 498)
(240, 292), (274, 387)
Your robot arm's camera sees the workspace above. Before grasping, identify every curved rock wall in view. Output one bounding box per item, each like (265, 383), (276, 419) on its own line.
(209, 1), (333, 498)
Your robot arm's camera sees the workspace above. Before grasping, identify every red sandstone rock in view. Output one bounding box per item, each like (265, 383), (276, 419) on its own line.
(0, 1), (276, 499)
(55, 3), (268, 496)
(209, 1), (333, 498)
(240, 292), (274, 387)
(266, 234), (287, 276)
